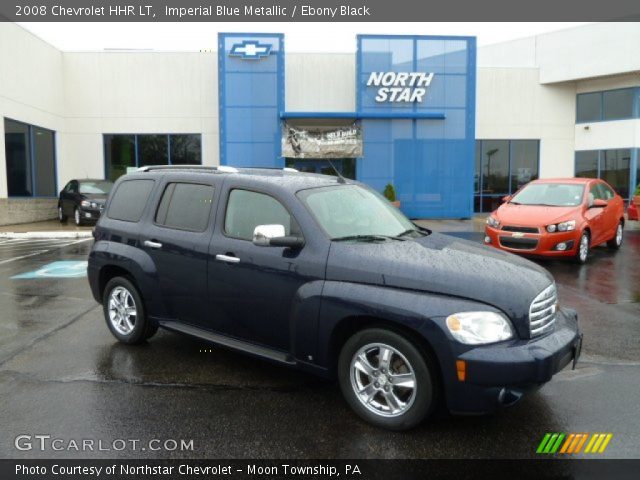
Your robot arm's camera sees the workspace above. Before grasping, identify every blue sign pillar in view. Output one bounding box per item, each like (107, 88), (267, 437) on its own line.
(357, 35), (476, 218)
(218, 33), (284, 168)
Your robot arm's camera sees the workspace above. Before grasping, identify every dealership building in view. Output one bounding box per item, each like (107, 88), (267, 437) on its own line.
(1, 22), (639, 224)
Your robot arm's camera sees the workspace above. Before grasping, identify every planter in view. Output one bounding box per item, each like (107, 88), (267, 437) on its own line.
(629, 195), (640, 221)
(391, 200), (401, 208)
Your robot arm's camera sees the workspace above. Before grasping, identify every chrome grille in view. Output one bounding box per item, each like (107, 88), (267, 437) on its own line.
(502, 225), (540, 234)
(529, 284), (557, 337)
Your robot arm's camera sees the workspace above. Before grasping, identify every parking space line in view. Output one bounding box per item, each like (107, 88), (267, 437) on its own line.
(0, 250), (50, 265)
(0, 238), (91, 265)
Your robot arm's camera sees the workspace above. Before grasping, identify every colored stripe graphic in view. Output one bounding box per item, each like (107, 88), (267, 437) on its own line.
(537, 433), (613, 455)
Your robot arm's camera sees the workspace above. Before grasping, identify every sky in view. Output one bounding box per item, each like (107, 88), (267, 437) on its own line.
(17, 22), (592, 52)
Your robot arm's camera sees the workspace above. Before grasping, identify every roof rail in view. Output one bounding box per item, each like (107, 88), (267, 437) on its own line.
(136, 165), (239, 173)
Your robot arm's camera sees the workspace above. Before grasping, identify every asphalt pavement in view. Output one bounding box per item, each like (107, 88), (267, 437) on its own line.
(0, 227), (638, 459)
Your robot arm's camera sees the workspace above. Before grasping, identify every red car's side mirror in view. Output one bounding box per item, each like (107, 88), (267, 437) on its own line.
(502, 195), (512, 203)
(589, 199), (607, 209)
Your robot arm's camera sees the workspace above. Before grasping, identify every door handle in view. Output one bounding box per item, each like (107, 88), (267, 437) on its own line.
(143, 240), (163, 249)
(215, 254), (240, 264)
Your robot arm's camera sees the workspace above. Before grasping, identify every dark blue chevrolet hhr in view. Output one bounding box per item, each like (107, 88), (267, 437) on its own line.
(88, 166), (582, 430)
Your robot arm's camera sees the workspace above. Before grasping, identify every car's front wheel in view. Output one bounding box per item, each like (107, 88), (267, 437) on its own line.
(607, 221), (623, 250)
(575, 230), (590, 264)
(74, 207), (83, 226)
(338, 328), (436, 430)
(103, 276), (157, 344)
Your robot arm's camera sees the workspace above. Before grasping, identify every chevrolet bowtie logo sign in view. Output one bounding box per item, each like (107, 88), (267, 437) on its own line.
(229, 40), (272, 59)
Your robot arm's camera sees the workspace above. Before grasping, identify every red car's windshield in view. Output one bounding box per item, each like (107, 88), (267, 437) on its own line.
(510, 183), (585, 207)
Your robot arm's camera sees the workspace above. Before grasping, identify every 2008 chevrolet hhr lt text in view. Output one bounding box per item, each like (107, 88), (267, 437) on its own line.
(88, 166), (582, 430)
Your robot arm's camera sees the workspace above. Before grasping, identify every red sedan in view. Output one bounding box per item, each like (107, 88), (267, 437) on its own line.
(484, 178), (625, 263)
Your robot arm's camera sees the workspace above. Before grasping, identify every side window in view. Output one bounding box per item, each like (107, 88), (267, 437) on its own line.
(598, 183), (615, 200)
(107, 179), (155, 222)
(69, 181), (78, 193)
(587, 184), (601, 205)
(224, 189), (297, 241)
(155, 182), (215, 232)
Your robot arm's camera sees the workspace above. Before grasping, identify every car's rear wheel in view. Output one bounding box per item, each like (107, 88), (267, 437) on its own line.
(338, 328), (436, 430)
(606, 221), (623, 250)
(575, 230), (590, 264)
(103, 276), (157, 344)
(58, 206), (67, 223)
(74, 207), (83, 226)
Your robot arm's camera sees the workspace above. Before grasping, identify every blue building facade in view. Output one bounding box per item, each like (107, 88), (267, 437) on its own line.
(218, 33), (476, 218)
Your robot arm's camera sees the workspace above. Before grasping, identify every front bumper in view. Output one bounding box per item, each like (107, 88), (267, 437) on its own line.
(445, 307), (581, 414)
(79, 206), (103, 222)
(484, 226), (580, 257)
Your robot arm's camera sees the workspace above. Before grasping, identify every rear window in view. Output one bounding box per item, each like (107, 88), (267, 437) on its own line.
(107, 179), (155, 222)
(155, 182), (215, 232)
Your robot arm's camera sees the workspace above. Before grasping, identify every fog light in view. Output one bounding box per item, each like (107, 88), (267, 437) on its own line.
(555, 242), (567, 251)
(484, 235), (491, 244)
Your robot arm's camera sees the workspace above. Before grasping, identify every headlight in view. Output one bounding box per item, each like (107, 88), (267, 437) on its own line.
(445, 311), (514, 345)
(486, 216), (500, 228)
(546, 224), (557, 233)
(80, 200), (90, 208)
(557, 220), (575, 232)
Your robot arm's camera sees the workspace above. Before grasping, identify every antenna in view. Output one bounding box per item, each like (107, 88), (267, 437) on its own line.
(326, 159), (347, 184)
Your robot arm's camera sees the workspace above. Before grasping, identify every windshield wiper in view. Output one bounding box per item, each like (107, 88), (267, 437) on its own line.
(332, 234), (405, 242)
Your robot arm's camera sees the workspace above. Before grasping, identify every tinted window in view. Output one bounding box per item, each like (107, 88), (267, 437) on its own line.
(576, 92), (601, 123)
(155, 183), (214, 232)
(602, 149), (631, 198)
(225, 190), (294, 240)
(170, 135), (202, 165)
(481, 140), (509, 194)
(575, 151), (598, 178)
(108, 179), (155, 222)
(510, 140), (539, 192)
(598, 183), (615, 200)
(33, 127), (56, 197)
(603, 89), (635, 120)
(138, 135), (168, 167)
(104, 134), (135, 182)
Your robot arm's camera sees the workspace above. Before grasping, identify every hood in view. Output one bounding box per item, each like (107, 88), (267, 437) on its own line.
(494, 203), (580, 227)
(326, 233), (554, 338)
(80, 194), (108, 203)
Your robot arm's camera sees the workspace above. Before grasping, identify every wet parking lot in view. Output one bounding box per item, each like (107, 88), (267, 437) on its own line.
(0, 227), (639, 459)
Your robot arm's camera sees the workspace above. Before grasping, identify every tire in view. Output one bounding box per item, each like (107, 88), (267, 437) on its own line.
(74, 207), (84, 226)
(575, 230), (590, 264)
(606, 221), (623, 250)
(338, 328), (436, 430)
(102, 276), (157, 344)
(58, 205), (68, 223)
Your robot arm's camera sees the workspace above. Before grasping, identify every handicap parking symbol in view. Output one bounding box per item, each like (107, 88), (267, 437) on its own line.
(12, 261), (88, 279)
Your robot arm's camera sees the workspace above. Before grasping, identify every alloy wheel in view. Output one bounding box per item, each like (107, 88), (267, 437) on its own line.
(108, 286), (137, 335)
(615, 224), (623, 246)
(350, 343), (417, 417)
(74, 208), (81, 225)
(579, 233), (589, 262)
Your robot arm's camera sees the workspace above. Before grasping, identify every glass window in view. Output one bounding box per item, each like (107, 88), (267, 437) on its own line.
(597, 182), (615, 200)
(138, 135), (168, 167)
(4, 119), (32, 196)
(603, 89), (635, 121)
(510, 140), (539, 192)
(170, 135), (201, 165)
(575, 151), (599, 178)
(107, 179), (155, 222)
(225, 190), (294, 241)
(300, 185), (415, 239)
(105, 135), (135, 182)
(4, 119), (56, 197)
(481, 140), (509, 194)
(155, 183), (214, 232)
(474, 142), (481, 194)
(79, 180), (113, 195)
(512, 183), (585, 207)
(576, 92), (602, 123)
(33, 127), (56, 197)
(602, 149), (631, 198)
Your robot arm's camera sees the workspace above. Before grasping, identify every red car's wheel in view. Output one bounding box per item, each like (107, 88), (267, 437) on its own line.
(575, 231), (590, 264)
(607, 221), (623, 250)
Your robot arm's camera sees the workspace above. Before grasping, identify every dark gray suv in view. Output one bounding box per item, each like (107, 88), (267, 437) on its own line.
(88, 165), (582, 430)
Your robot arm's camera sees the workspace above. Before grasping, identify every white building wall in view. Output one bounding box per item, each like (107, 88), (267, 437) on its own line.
(0, 23), (64, 198)
(476, 67), (577, 178)
(286, 53), (356, 112)
(59, 51), (219, 188)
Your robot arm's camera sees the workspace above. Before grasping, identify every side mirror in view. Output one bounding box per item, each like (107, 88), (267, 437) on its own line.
(252, 224), (305, 249)
(502, 195), (512, 203)
(589, 199), (607, 209)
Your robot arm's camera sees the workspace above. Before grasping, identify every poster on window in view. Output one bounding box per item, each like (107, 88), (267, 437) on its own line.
(282, 122), (363, 159)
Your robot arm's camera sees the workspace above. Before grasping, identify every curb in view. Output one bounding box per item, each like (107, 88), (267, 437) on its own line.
(0, 231), (93, 239)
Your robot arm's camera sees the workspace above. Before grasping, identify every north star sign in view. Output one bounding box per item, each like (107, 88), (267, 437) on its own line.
(366, 71), (435, 102)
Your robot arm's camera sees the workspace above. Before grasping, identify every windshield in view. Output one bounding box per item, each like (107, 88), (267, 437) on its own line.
(79, 181), (113, 195)
(510, 183), (585, 207)
(299, 184), (419, 240)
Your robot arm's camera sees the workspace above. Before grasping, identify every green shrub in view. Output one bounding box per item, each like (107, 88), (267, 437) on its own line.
(635, 184), (640, 197)
(383, 183), (397, 202)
